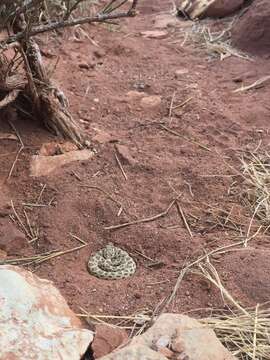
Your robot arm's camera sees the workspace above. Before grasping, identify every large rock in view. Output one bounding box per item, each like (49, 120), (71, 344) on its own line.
(100, 313), (236, 359)
(178, 0), (243, 19)
(0, 265), (93, 360)
(232, 0), (270, 55)
(205, 0), (243, 17)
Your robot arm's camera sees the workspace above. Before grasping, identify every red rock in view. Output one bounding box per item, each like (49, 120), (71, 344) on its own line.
(30, 149), (94, 177)
(232, 0), (270, 55)
(205, 0), (244, 18)
(92, 324), (128, 358)
(39, 142), (60, 156)
(39, 141), (77, 156)
(0, 265), (93, 360)
(115, 144), (136, 166)
(59, 141), (78, 153)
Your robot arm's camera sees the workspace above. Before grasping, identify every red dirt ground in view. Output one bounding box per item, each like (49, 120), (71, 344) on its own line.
(1, 0), (270, 326)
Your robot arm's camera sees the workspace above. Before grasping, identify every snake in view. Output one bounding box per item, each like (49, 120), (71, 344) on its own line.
(87, 243), (136, 280)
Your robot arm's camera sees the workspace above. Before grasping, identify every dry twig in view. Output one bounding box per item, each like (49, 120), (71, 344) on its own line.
(105, 198), (179, 230)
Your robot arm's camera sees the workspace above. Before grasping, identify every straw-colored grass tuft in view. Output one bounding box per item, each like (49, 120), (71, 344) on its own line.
(195, 261), (270, 360)
(201, 306), (270, 360)
(180, 20), (251, 61)
(241, 153), (270, 226)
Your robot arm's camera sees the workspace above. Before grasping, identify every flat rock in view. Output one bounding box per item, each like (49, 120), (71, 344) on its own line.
(92, 324), (129, 358)
(140, 30), (168, 39)
(0, 265), (93, 360)
(30, 149), (94, 177)
(140, 95), (162, 109)
(39, 141), (78, 156)
(115, 144), (136, 165)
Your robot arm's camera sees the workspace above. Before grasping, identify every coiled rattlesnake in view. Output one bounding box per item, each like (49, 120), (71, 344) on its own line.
(87, 243), (136, 279)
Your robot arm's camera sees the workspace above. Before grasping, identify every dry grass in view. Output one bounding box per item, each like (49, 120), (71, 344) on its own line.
(196, 261), (270, 360)
(77, 308), (152, 336)
(201, 306), (270, 359)
(178, 18), (251, 61)
(241, 153), (270, 226)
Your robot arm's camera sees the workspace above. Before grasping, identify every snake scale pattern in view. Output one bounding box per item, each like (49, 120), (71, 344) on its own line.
(87, 243), (136, 280)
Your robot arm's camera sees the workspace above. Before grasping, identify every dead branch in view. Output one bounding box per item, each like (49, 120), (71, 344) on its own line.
(1, 0), (139, 47)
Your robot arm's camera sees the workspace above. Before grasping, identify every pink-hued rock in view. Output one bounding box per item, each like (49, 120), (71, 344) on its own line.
(205, 0), (243, 18)
(30, 149), (94, 176)
(0, 265), (93, 360)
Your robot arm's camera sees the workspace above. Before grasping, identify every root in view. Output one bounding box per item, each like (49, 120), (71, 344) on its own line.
(40, 92), (84, 148)
(21, 36), (84, 147)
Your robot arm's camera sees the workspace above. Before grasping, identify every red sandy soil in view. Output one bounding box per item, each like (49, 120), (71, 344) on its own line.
(1, 0), (270, 324)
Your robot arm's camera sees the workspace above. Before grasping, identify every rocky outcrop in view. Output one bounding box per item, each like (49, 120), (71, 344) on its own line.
(0, 265), (93, 360)
(232, 0), (270, 55)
